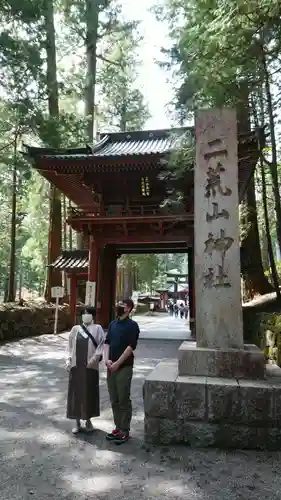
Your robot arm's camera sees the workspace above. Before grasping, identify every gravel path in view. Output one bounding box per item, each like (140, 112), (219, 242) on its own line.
(1, 334), (281, 500)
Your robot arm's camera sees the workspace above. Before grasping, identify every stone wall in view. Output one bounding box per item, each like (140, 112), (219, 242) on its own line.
(243, 309), (281, 366)
(0, 302), (73, 342)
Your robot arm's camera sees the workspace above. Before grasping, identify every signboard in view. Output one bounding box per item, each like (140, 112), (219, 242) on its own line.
(85, 281), (96, 306)
(51, 286), (64, 335)
(51, 286), (64, 299)
(132, 291), (139, 305)
(131, 291), (139, 315)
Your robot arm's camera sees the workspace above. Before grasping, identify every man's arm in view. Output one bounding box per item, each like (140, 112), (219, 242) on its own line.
(103, 344), (110, 365)
(113, 345), (133, 368)
(112, 323), (139, 370)
(103, 324), (112, 365)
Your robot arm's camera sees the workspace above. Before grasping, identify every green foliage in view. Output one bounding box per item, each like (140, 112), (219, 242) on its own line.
(119, 253), (187, 295)
(0, 0), (153, 299)
(159, 0), (281, 114)
(97, 24), (151, 131)
(157, 0), (281, 298)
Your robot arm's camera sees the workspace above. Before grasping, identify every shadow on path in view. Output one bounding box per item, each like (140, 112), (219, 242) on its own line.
(1, 335), (281, 499)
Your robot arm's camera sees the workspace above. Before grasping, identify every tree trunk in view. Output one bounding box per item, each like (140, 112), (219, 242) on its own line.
(240, 176), (273, 300)
(77, 0), (99, 252)
(45, 0), (59, 121)
(85, 0), (99, 142)
(132, 264), (137, 291)
(237, 85), (272, 299)
(18, 260), (23, 301)
(44, 0), (62, 302)
(261, 46), (281, 253)
(46, 187), (62, 301)
(260, 159), (280, 299)
(123, 256), (133, 298)
(119, 266), (125, 300)
(260, 226), (270, 272)
(120, 94), (127, 132)
(7, 139), (17, 302)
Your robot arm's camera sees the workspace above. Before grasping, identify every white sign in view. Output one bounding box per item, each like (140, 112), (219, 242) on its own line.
(66, 278), (70, 296)
(51, 286), (63, 335)
(131, 291), (139, 315)
(51, 286), (64, 299)
(85, 281), (96, 306)
(132, 291), (139, 306)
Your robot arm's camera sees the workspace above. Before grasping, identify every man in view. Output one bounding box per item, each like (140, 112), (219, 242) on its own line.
(104, 299), (140, 444)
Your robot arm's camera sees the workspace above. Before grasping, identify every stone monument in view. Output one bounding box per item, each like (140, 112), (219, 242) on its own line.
(143, 108), (281, 449)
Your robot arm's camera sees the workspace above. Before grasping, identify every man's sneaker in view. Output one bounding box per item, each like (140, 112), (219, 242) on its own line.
(114, 433), (130, 445)
(106, 429), (120, 441)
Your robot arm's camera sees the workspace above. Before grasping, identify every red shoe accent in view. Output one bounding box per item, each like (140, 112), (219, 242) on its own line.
(112, 429), (119, 435)
(114, 433), (130, 444)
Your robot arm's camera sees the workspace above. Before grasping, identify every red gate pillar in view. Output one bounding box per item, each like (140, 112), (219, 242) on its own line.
(98, 247), (117, 328)
(88, 236), (100, 306)
(96, 247), (104, 325)
(109, 251), (118, 320)
(69, 275), (77, 325)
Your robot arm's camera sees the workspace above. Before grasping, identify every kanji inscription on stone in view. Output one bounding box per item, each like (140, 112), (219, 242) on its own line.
(204, 265), (231, 289)
(206, 202), (229, 222)
(195, 108), (243, 349)
(204, 229), (234, 259)
(215, 264), (231, 288)
(205, 161), (232, 198)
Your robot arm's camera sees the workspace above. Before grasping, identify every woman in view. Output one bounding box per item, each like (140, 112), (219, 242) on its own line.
(66, 306), (105, 434)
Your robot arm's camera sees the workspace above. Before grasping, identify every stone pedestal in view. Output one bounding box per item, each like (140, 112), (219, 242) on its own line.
(143, 108), (281, 450)
(178, 342), (265, 379)
(143, 360), (281, 449)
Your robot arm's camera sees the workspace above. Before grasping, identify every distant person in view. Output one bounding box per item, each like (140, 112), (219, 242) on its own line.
(179, 303), (185, 319)
(104, 299), (140, 445)
(174, 303), (179, 317)
(184, 303), (189, 319)
(168, 302), (174, 316)
(66, 307), (105, 435)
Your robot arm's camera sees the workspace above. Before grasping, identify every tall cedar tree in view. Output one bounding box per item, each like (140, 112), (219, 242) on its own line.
(161, 0), (280, 297)
(97, 25), (150, 297)
(44, 0), (62, 301)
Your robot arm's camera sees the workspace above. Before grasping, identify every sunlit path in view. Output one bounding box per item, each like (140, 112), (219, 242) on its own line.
(133, 313), (191, 340)
(1, 333), (281, 499)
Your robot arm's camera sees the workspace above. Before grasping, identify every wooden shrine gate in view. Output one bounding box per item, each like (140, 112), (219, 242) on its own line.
(25, 125), (263, 328)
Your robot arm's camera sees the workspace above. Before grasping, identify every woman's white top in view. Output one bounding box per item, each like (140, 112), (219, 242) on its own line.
(67, 323), (105, 370)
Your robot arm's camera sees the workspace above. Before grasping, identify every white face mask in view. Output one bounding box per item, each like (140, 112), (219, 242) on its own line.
(82, 314), (93, 325)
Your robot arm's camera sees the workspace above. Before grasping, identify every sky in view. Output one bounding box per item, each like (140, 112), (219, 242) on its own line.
(121, 0), (174, 130)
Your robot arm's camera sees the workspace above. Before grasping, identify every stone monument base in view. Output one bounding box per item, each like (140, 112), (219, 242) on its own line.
(178, 341), (265, 379)
(143, 359), (281, 450)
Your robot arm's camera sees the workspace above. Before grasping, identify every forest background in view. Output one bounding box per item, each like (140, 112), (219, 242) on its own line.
(0, 0), (280, 303)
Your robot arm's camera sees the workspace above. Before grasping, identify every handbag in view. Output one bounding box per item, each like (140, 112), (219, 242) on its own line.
(81, 324), (103, 362)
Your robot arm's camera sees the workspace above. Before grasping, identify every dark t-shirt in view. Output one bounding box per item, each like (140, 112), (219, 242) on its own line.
(105, 318), (140, 368)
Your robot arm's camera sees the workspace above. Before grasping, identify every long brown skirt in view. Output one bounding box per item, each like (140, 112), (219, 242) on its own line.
(67, 367), (100, 420)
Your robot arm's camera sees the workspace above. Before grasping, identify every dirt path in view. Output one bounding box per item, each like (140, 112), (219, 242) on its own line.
(1, 334), (281, 499)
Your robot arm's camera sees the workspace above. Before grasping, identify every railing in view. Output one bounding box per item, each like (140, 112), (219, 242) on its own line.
(68, 202), (192, 218)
